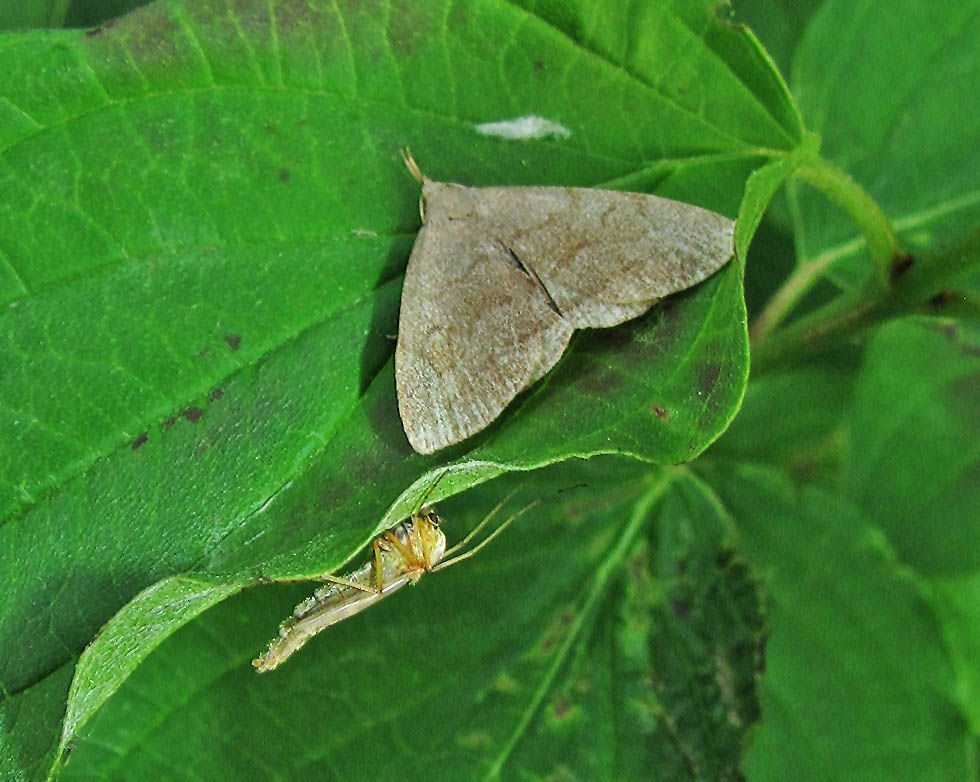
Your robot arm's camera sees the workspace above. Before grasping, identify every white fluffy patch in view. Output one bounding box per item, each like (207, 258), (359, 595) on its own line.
(474, 115), (571, 140)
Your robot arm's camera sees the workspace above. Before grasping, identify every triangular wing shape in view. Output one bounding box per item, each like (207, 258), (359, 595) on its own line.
(395, 179), (735, 454)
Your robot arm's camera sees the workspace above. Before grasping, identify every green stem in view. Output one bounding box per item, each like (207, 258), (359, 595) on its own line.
(751, 156), (901, 346)
(795, 158), (900, 283)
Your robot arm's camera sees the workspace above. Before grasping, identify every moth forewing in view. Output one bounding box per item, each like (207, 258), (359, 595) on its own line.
(394, 150), (736, 454)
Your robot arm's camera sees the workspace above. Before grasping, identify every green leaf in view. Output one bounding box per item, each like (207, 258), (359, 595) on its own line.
(63, 0), (151, 29)
(55, 460), (765, 780)
(730, 0), (824, 80)
(846, 317), (980, 575)
(734, 131), (820, 264)
(61, 578), (242, 749)
(0, 1), (66, 30)
(710, 362), (853, 478)
(789, 0), (980, 288)
(0, 0), (787, 775)
(705, 463), (973, 781)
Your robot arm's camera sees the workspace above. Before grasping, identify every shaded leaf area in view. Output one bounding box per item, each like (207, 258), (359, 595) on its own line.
(64, 0), (152, 28)
(705, 463), (973, 781)
(730, 0), (824, 80)
(0, 0), (778, 754)
(710, 362), (855, 481)
(0, 0), (151, 30)
(846, 317), (980, 575)
(0, 1), (65, 30)
(0, 663), (74, 781)
(55, 460), (764, 781)
(788, 0), (980, 287)
(844, 316), (980, 734)
(707, 310), (980, 779)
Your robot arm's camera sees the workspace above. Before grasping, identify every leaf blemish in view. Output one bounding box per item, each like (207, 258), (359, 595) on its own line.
(698, 364), (720, 399)
(550, 694), (572, 720)
(890, 252), (915, 280)
(493, 672), (520, 693)
(208, 388), (223, 402)
(456, 731), (493, 749)
(928, 289), (958, 308)
(538, 610), (575, 655)
(279, 169), (290, 183)
(652, 405), (669, 419)
(85, 21), (114, 37)
(183, 407), (203, 423)
(224, 334), (242, 351)
(671, 597), (692, 618)
(132, 432), (148, 450)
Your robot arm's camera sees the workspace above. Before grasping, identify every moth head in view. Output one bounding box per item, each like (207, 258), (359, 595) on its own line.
(415, 507), (448, 568)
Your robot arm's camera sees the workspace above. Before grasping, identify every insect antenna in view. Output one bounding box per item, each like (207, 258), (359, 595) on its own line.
(433, 481), (586, 570)
(412, 466), (452, 515)
(432, 492), (542, 572)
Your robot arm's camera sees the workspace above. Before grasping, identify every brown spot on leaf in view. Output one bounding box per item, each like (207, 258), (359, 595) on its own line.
(85, 24), (112, 37)
(132, 432), (148, 450)
(209, 388), (223, 402)
(183, 407), (203, 423)
(456, 731), (493, 749)
(540, 610), (575, 654)
(533, 59), (544, 70)
(698, 363), (720, 399)
(671, 597), (692, 618)
(651, 405), (669, 419)
(224, 333), (242, 351)
(550, 695), (572, 720)
(164, 416), (176, 430)
(576, 365), (622, 394)
(929, 289), (954, 308)
(890, 252), (915, 280)
(279, 168), (290, 183)
(493, 672), (519, 693)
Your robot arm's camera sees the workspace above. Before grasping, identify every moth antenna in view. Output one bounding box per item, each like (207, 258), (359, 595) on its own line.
(400, 148), (425, 185)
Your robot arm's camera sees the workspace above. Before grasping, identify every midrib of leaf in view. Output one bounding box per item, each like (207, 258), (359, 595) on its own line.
(484, 470), (672, 779)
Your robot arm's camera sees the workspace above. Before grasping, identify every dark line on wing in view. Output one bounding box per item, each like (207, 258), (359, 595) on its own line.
(499, 241), (563, 318)
(501, 242), (530, 276)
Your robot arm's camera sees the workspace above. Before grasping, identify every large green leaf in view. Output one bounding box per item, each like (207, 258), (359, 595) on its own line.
(55, 460), (765, 780)
(705, 463), (973, 781)
(0, 0), (791, 776)
(789, 0), (980, 288)
(846, 317), (980, 575)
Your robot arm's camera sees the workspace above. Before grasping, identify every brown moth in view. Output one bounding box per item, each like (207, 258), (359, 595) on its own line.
(395, 151), (735, 455)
